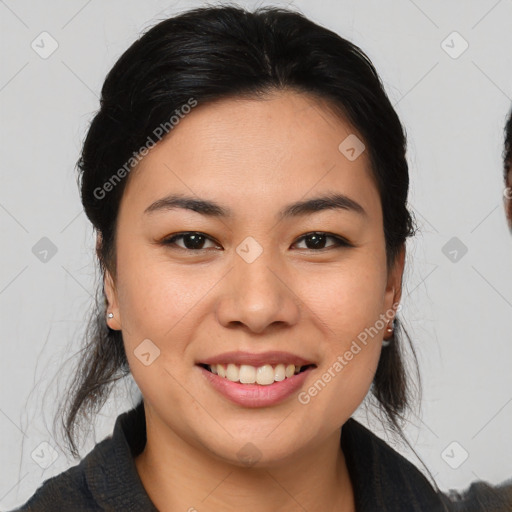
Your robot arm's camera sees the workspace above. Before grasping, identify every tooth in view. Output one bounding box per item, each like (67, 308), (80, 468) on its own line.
(226, 363), (240, 382)
(239, 364), (256, 384)
(285, 364), (295, 378)
(274, 364), (285, 381)
(210, 363), (305, 384)
(256, 364), (275, 385)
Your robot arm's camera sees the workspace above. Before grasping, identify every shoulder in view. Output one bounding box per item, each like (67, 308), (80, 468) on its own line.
(11, 402), (154, 512)
(9, 450), (103, 511)
(342, 419), (512, 512)
(342, 418), (451, 511)
(442, 479), (512, 511)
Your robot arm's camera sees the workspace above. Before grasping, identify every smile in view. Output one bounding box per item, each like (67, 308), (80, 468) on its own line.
(199, 363), (315, 385)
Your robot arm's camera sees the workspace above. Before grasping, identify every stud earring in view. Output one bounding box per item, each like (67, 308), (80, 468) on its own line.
(382, 319), (394, 347)
(107, 312), (114, 319)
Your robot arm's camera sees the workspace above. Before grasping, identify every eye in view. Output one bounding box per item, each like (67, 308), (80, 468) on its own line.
(160, 231), (352, 252)
(293, 232), (352, 251)
(160, 232), (220, 251)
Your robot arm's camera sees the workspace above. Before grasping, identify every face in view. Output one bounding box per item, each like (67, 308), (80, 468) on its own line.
(104, 90), (404, 466)
(505, 165), (512, 231)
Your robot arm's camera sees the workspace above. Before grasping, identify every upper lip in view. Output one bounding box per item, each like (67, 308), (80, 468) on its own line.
(198, 351), (316, 367)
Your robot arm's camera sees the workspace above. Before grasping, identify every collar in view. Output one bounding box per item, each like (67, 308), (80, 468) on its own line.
(84, 400), (158, 510)
(85, 401), (448, 511)
(341, 418), (449, 511)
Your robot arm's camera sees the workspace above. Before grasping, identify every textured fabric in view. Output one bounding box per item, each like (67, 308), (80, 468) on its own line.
(13, 402), (157, 512)
(445, 480), (512, 511)
(10, 401), (509, 511)
(340, 420), (449, 511)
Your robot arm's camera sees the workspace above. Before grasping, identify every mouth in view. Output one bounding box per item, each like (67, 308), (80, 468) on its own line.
(197, 360), (316, 408)
(198, 362), (317, 386)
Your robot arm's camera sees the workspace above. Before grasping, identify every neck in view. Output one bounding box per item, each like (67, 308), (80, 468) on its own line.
(134, 407), (355, 511)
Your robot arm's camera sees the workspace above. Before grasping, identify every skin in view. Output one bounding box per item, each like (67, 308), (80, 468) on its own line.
(104, 90), (405, 511)
(505, 165), (512, 231)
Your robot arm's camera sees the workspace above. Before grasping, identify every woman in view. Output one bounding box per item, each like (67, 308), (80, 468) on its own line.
(11, 4), (485, 511)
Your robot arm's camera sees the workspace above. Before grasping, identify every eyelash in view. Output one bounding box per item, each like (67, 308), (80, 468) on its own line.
(160, 231), (353, 252)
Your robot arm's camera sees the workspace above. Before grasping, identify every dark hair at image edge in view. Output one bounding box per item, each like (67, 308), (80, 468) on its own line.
(56, 3), (422, 468)
(504, 107), (512, 229)
(505, 107), (512, 178)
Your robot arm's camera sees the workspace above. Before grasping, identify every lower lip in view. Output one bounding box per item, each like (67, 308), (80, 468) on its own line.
(198, 366), (314, 408)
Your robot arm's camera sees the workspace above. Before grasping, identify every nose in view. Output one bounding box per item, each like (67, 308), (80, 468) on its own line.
(215, 247), (301, 335)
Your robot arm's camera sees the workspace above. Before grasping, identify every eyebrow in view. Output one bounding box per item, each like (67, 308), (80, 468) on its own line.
(144, 192), (367, 220)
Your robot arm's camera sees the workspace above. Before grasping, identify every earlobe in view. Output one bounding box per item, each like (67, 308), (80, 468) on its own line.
(104, 270), (122, 330)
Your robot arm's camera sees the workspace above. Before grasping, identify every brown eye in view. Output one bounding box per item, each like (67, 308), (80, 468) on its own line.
(293, 232), (352, 250)
(160, 231), (352, 253)
(161, 232), (219, 251)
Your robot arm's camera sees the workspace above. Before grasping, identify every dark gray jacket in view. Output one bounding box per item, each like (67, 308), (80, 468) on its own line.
(11, 401), (511, 511)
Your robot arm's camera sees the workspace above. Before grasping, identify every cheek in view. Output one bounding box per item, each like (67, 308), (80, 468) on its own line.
(302, 255), (389, 341)
(292, 257), (388, 422)
(296, 322), (382, 435)
(114, 249), (214, 411)
(115, 241), (207, 336)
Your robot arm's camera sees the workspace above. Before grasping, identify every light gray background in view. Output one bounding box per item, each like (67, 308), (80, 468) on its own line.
(1, 0), (512, 509)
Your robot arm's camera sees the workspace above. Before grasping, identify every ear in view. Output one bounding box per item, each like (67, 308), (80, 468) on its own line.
(97, 232), (122, 331)
(505, 169), (512, 231)
(384, 245), (405, 315)
(104, 269), (122, 330)
(505, 185), (512, 231)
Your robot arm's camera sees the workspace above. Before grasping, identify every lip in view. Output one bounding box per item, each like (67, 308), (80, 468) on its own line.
(198, 350), (315, 367)
(198, 364), (315, 408)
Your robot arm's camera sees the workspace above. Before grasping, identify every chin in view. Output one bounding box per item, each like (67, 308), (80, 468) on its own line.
(201, 427), (316, 469)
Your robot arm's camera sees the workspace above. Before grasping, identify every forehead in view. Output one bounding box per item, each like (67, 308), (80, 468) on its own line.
(120, 90), (380, 221)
